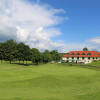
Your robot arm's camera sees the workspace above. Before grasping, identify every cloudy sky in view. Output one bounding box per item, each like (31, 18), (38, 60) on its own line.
(0, 0), (100, 52)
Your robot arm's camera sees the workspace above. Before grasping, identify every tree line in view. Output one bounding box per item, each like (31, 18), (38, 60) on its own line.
(0, 39), (61, 64)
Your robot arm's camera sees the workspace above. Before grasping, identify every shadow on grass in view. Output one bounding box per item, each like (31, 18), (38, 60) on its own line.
(11, 62), (39, 66)
(59, 63), (100, 71)
(72, 64), (100, 71)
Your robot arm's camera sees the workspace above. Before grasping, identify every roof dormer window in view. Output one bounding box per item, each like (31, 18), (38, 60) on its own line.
(82, 53), (85, 55)
(77, 53), (80, 55)
(72, 53), (74, 55)
(87, 53), (91, 55)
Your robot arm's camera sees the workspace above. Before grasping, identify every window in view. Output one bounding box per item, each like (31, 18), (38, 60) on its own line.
(77, 53), (80, 55)
(88, 57), (90, 60)
(72, 53), (74, 55)
(82, 53), (85, 55)
(77, 57), (79, 60)
(82, 57), (84, 60)
(72, 57), (74, 59)
(87, 53), (91, 56)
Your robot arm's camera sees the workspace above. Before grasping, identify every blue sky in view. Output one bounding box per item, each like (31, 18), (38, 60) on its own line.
(30, 0), (100, 51)
(37, 0), (100, 43)
(0, 0), (100, 52)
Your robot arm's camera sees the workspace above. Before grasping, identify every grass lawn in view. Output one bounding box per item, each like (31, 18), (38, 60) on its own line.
(0, 62), (100, 100)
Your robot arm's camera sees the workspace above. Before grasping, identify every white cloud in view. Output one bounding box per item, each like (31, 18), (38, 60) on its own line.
(63, 38), (100, 52)
(0, 0), (67, 51)
(2, 0), (99, 52)
(83, 37), (100, 51)
(63, 43), (95, 52)
(87, 37), (100, 44)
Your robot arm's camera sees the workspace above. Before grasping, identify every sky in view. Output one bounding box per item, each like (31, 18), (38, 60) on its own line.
(0, 0), (100, 52)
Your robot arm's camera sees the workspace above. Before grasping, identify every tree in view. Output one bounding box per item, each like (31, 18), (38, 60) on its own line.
(23, 45), (31, 64)
(43, 50), (51, 63)
(83, 47), (88, 51)
(50, 50), (61, 62)
(17, 42), (30, 64)
(3, 40), (17, 64)
(0, 42), (3, 63)
(31, 48), (41, 65)
(39, 53), (44, 63)
(0, 39), (62, 65)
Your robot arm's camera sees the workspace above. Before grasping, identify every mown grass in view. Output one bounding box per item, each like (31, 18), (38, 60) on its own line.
(0, 62), (100, 100)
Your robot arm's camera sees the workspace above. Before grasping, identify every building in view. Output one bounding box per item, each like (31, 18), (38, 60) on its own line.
(62, 51), (100, 64)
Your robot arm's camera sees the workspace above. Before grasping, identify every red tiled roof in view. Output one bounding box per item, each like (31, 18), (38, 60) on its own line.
(63, 51), (100, 57)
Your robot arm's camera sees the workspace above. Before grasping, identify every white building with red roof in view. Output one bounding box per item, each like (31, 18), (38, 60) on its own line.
(62, 51), (100, 64)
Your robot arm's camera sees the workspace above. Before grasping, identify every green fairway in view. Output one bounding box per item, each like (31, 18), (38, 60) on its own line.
(0, 63), (100, 100)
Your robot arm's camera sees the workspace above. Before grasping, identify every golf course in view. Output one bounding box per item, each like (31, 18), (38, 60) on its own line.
(0, 62), (100, 100)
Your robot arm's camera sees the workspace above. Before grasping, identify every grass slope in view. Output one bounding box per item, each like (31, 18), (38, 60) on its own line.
(0, 63), (100, 100)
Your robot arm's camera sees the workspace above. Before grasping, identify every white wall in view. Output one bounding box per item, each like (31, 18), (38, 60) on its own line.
(62, 57), (100, 64)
